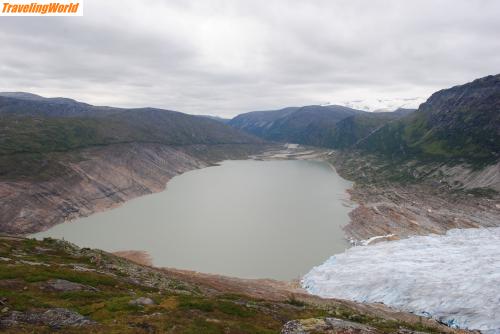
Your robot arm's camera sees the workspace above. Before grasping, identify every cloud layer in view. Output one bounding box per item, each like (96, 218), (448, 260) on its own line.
(1, 0), (499, 116)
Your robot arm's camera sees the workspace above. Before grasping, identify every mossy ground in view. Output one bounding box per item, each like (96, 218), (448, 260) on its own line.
(0, 237), (444, 333)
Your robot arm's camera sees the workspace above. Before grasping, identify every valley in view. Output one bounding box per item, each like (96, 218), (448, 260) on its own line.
(0, 74), (499, 333)
(31, 157), (353, 280)
(2, 1), (499, 332)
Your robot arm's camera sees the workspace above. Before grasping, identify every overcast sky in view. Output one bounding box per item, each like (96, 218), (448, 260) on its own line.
(0, 0), (499, 117)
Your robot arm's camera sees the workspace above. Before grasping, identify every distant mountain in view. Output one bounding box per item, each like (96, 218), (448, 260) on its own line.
(320, 112), (407, 149)
(228, 106), (300, 138)
(198, 115), (231, 124)
(392, 108), (416, 117)
(0, 92), (47, 100)
(358, 74), (500, 163)
(230, 74), (499, 164)
(0, 93), (261, 156)
(229, 105), (365, 143)
(0, 94), (266, 234)
(229, 105), (412, 149)
(0, 93), (119, 117)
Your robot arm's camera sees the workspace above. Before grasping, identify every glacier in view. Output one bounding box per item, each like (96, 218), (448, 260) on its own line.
(302, 228), (500, 333)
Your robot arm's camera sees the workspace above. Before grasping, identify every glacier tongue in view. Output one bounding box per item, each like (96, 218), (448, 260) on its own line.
(302, 228), (500, 333)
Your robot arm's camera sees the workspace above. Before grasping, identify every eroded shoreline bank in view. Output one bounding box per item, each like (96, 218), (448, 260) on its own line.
(12, 142), (498, 243)
(1, 142), (269, 235)
(257, 145), (499, 243)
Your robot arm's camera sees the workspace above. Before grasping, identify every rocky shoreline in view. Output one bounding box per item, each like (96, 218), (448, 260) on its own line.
(112, 250), (153, 266)
(2, 143), (498, 332)
(5, 142), (497, 242)
(0, 142), (268, 235)
(330, 151), (500, 242)
(255, 145), (500, 242)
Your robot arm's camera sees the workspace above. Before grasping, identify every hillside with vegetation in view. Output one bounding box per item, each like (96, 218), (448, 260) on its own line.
(229, 105), (362, 143)
(0, 93), (260, 158)
(0, 235), (464, 334)
(0, 94), (267, 234)
(230, 74), (499, 166)
(229, 105), (413, 150)
(357, 74), (500, 164)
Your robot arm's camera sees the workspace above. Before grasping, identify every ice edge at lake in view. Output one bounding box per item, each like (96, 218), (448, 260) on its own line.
(302, 227), (500, 333)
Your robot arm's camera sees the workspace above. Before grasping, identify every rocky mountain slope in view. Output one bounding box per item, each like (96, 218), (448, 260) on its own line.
(231, 74), (499, 165)
(0, 235), (469, 333)
(358, 74), (500, 163)
(317, 111), (407, 149)
(229, 105), (361, 143)
(229, 105), (413, 150)
(230, 75), (500, 193)
(0, 93), (260, 157)
(0, 94), (266, 234)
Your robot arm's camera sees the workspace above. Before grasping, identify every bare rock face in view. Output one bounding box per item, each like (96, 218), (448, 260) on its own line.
(0, 308), (96, 328)
(281, 317), (432, 334)
(0, 142), (264, 235)
(1, 143), (207, 235)
(281, 318), (380, 334)
(330, 151), (500, 241)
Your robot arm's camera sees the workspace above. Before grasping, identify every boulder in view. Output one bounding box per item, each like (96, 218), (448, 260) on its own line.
(129, 297), (155, 306)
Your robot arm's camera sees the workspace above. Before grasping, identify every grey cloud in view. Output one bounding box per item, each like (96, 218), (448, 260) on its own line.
(0, 0), (499, 117)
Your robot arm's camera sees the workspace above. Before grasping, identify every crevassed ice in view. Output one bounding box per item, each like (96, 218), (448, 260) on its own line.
(302, 228), (500, 333)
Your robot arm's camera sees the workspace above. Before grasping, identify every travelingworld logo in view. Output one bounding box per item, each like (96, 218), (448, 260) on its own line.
(1, 0), (83, 16)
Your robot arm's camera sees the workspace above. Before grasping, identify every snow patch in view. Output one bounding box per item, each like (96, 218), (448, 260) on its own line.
(360, 234), (395, 246)
(285, 143), (299, 149)
(302, 228), (500, 333)
(334, 97), (425, 112)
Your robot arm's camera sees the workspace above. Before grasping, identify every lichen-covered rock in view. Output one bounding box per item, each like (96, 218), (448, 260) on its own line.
(281, 317), (380, 334)
(42, 279), (99, 292)
(129, 297), (155, 306)
(0, 308), (96, 328)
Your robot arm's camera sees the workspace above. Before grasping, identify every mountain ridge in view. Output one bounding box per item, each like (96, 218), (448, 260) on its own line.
(0, 94), (268, 234)
(229, 104), (412, 149)
(0, 93), (261, 159)
(229, 74), (500, 165)
(357, 74), (500, 163)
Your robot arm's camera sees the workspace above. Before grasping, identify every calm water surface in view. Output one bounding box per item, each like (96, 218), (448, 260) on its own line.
(33, 160), (353, 280)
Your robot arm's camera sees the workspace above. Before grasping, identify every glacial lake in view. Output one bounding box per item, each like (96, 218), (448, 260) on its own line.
(33, 160), (353, 280)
